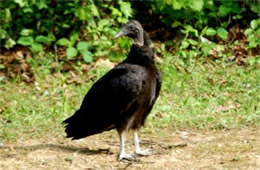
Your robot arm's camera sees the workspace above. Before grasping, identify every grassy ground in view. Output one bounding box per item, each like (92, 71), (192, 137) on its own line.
(0, 55), (259, 141)
(0, 54), (259, 169)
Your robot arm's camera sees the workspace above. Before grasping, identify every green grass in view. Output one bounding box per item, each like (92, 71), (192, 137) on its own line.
(0, 55), (259, 141)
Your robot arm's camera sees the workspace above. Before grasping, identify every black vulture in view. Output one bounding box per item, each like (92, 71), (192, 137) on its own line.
(63, 20), (162, 161)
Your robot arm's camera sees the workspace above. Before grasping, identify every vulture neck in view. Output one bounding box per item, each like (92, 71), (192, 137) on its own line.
(125, 32), (154, 66)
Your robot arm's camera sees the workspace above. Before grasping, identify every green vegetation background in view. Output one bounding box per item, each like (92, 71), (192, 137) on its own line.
(0, 0), (259, 140)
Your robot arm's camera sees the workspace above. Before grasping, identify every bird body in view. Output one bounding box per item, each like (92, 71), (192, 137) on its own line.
(63, 20), (162, 161)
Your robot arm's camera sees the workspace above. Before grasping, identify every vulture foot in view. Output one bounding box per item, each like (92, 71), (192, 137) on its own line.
(118, 153), (139, 162)
(135, 148), (153, 156)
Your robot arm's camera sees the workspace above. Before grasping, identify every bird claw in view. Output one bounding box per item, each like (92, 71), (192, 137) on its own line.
(118, 153), (140, 162)
(135, 148), (153, 156)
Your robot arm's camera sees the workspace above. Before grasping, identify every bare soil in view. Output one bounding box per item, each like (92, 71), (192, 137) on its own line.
(0, 127), (259, 170)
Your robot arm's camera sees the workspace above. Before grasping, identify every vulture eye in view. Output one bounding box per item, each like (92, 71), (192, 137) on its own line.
(129, 25), (134, 30)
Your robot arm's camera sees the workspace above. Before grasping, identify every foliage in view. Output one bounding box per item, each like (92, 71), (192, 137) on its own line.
(1, 0), (259, 64)
(148, 0), (259, 60)
(0, 0), (132, 62)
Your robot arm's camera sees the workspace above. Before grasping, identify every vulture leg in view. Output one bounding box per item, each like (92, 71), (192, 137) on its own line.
(118, 131), (138, 161)
(134, 130), (152, 156)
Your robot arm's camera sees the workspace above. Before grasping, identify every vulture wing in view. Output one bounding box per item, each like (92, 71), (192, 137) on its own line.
(63, 65), (143, 139)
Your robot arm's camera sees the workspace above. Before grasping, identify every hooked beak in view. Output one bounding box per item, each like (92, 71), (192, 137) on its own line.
(114, 28), (128, 39)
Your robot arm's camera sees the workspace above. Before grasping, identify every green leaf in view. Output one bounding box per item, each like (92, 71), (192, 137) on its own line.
(182, 25), (199, 37)
(98, 19), (110, 30)
(119, 1), (132, 18)
(5, 38), (16, 49)
(66, 47), (78, 59)
(249, 41), (257, 48)
(4, 9), (12, 22)
(90, 4), (99, 17)
(244, 28), (253, 36)
(0, 29), (7, 39)
(35, 35), (53, 43)
(69, 32), (79, 46)
(206, 28), (216, 36)
(35, 0), (47, 9)
(172, 0), (183, 10)
(171, 21), (182, 28)
(14, 0), (25, 7)
(248, 58), (256, 66)
(201, 26), (208, 36)
(181, 40), (190, 49)
(20, 29), (33, 36)
(81, 50), (93, 63)
(76, 7), (86, 20)
(17, 36), (34, 46)
(250, 19), (259, 30)
(77, 41), (89, 51)
(190, 0), (204, 11)
(31, 42), (43, 52)
(56, 38), (71, 46)
(217, 27), (228, 40)
(187, 39), (198, 45)
(156, 0), (165, 10)
(217, 5), (231, 17)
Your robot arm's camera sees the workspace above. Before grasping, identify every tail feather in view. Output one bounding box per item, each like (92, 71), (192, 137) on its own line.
(62, 110), (114, 140)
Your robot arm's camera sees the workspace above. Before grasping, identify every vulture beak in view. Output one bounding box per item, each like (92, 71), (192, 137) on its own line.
(114, 28), (128, 39)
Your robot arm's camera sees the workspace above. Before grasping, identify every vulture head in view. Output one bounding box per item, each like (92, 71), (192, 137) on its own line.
(114, 20), (144, 46)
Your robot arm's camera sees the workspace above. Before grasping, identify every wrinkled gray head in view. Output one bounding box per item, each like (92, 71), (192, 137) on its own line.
(114, 20), (144, 46)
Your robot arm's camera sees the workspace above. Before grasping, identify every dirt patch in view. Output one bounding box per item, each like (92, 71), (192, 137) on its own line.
(0, 127), (259, 170)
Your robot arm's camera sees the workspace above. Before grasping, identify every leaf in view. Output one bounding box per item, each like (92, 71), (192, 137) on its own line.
(217, 27), (228, 40)
(14, 0), (25, 7)
(201, 26), (208, 36)
(69, 32), (79, 46)
(119, 1), (132, 18)
(17, 36), (34, 46)
(187, 39), (198, 45)
(156, 0), (165, 10)
(35, 0), (47, 9)
(90, 4), (99, 17)
(244, 28), (253, 36)
(217, 5), (231, 17)
(77, 41), (89, 51)
(249, 41), (257, 48)
(56, 38), (71, 46)
(0, 29), (7, 39)
(98, 19), (110, 30)
(20, 29), (33, 36)
(171, 21), (182, 28)
(181, 40), (190, 49)
(4, 9), (11, 22)
(206, 28), (216, 36)
(66, 47), (78, 59)
(81, 50), (93, 63)
(76, 7), (86, 20)
(35, 35), (53, 43)
(182, 25), (199, 37)
(5, 38), (16, 49)
(190, 0), (204, 11)
(31, 42), (43, 52)
(250, 19), (259, 30)
(172, 0), (183, 10)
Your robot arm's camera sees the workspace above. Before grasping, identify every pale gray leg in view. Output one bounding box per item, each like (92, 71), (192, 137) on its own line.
(118, 131), (137, 161)
(134, 130), (152, 156)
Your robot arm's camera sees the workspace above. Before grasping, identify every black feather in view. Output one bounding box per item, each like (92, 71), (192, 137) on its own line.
(62, 20), (162, 140)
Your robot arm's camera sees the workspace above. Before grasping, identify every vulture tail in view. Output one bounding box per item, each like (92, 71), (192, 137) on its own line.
(62, 110), (114, 140)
